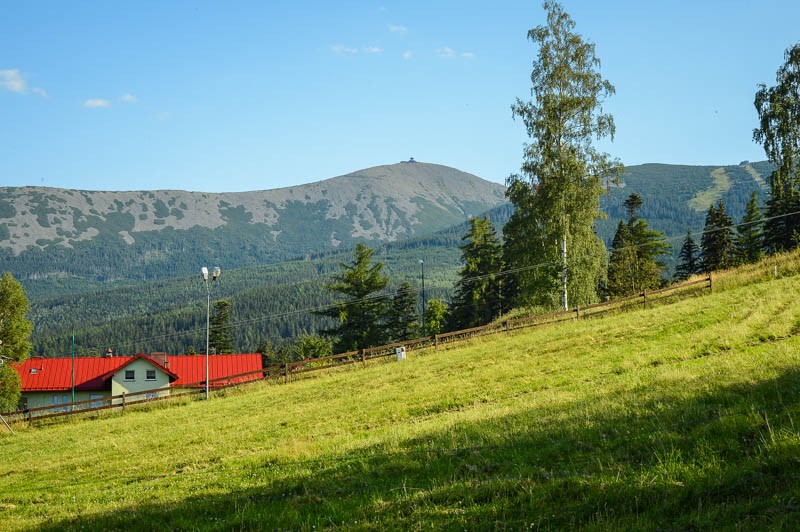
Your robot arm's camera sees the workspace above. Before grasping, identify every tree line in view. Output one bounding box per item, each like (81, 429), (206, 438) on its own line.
(311, 2), (800, 353)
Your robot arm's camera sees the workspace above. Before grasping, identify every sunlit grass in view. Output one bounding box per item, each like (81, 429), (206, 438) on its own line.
(2, 255), (800, 529)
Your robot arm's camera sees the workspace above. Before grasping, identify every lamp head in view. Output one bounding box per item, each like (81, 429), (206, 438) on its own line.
(201, 267), (209, 281)
(212, 267), (221, 281)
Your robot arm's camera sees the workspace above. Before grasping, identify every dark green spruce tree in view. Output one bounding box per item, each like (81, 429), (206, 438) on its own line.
(209, 299), (234, 354)
(503, 1), (622, 310)
(754, 43), (800, 254)
(386, 281), (420, 342)
(674, 230), (702, 281)
(735, 190), (765, 265)
(700, 200), (735, 272)
(316, 243), (389, 353)
(449, 217), (504, 330)
(606, 194), (669, 296)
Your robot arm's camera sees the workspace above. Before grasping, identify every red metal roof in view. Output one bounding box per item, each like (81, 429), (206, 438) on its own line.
(17, 356), (134, 392)
(15, 354), (263, 392)
(167, 354), (263, 387)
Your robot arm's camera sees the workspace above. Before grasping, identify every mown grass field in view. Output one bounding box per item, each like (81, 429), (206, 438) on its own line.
(2, 256), (800, 529)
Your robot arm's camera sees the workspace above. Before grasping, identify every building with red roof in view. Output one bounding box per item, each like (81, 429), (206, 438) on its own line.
(14, 353), (263, 411)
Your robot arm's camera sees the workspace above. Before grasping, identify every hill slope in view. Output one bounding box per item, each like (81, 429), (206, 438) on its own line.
(3, 254), (800, 529)
(0, 161), (506, 282)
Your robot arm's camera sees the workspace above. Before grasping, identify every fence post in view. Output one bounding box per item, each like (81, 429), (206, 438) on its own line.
(435, 334), (439, 351)
(575, 305), (580, 320)
(284, 362), (289, 384)
(643, 290), (647, 309)
(504, 321), (509, 334)
(121, 393), (126, 413)
(708, 273), (713, 292)
(360, 349), (366, 367)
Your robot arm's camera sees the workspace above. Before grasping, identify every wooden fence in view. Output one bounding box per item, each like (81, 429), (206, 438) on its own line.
(2, 275), (711, 425)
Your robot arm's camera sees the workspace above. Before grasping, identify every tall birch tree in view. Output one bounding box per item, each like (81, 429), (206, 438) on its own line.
(504, 0), (621, 310)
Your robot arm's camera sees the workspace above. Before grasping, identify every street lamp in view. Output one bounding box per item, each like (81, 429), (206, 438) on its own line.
(418, 259), (426, 333)
(201, 266), (221, 400)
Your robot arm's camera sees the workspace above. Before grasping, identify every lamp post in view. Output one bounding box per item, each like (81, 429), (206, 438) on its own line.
(201, 266), (221, 400)
(418, 259), (426, 333)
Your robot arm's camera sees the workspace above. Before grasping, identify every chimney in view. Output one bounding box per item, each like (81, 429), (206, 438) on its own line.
(105, 347), (114, 358)
(150, 352), (168, 368)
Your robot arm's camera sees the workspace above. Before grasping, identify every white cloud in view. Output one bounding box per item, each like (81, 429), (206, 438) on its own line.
(388, 24), (407, 34)
(121, 93), (138, 103)
(402, 51), (413, 60)
(0, 69), (26, 93)
(32, 87), (48, 98)
(331, 44), (358, 55)
(84, 98), (110, 108)
(364, 46), (383, 54)
(461, 52), (476, 59)
(437, 47), (455, 58)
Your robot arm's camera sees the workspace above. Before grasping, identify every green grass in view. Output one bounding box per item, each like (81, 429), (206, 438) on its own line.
(3, 257), (800, 529)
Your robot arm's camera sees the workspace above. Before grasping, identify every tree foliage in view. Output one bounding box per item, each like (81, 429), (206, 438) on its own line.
(292, 334), (333, 360)
(0, 272), (32, 412)
(0, 272), (33, 362)
(754, 43), (800, 253)
(700, 200), (735, 272)
(386, 281), (419, 342)
(674, 230), (702, 282)
(423, 299), (448, 336)
(316, 243), (389, 352)
(606, 194), (669, 296)
(735, 191), (765, 265)
(209, 299), (234, 354)
(0, 365), (21, 412)
(504, 0), (621, 309)
(449, 217), (504, 330)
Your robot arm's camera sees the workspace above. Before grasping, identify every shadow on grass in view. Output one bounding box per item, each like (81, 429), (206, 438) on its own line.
(38, 368), (800, 530)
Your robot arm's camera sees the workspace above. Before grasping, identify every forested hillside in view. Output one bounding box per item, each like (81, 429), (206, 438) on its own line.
(9, 160), (774, 357)
(598, 161), (773, 267)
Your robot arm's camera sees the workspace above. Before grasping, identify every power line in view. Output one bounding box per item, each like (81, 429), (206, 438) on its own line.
(73, 208), (800, 354)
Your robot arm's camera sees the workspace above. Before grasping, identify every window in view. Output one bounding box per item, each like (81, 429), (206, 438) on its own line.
(30, 368), (37, 374)
(146, 369), (156, 381)
(124, 369), (135, 381)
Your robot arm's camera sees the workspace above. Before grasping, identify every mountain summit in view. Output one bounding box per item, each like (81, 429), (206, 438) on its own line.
(0, 161), (507, 281)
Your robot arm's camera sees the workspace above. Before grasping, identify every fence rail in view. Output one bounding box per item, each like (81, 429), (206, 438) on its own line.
(2, 275), (711, 425)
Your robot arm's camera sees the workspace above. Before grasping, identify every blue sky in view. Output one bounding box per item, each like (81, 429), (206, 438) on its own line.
(1, 1), (799, 192)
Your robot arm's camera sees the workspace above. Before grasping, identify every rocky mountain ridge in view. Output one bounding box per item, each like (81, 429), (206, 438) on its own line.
(0, 161), (507, 256)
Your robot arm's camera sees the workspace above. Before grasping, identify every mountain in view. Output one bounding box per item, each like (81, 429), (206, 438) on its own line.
(0, 161), (507, 285)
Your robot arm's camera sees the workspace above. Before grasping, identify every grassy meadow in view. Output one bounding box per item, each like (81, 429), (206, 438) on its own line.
(2, 255), (800, 529)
